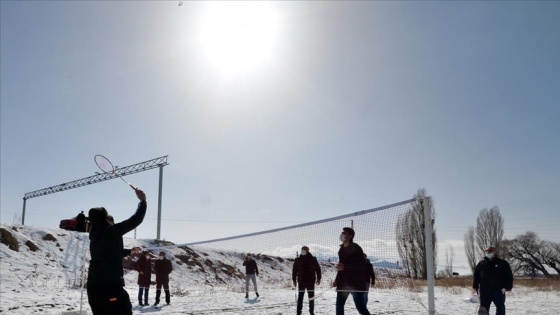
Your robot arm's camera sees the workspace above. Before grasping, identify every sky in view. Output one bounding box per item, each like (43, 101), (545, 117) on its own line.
(1, 1), (559, 275)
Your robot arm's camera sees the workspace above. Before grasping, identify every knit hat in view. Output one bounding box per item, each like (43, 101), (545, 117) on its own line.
(88, 207), (108, 225)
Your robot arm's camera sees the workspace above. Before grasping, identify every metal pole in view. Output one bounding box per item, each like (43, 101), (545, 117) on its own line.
(156, 164), (164, 240)
(22, 198), (27, 225)
(422, 197), (436, 315)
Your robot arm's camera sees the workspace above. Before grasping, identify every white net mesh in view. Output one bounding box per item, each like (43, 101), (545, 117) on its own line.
(168, 198), (426, 309)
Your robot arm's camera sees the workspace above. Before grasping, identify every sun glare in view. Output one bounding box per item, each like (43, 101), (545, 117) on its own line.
(195, 2), (280, 78)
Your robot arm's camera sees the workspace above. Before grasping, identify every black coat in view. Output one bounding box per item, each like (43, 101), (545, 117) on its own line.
(473, 256), (513, 291)
(87, 200), (147, 287)
(155, 258), (173, 282)
(365, 259), (375, 288)
(335, 242), (368, 292)
(243, 259), (258, 275)
(292, 254), (322, 287)
(134, 256), (152, 287)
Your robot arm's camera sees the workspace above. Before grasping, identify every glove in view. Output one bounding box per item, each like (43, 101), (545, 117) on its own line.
(501, 288), (506, 294)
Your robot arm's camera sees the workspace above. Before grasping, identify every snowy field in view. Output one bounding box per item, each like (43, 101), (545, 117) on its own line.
(2, 224), (559, 315)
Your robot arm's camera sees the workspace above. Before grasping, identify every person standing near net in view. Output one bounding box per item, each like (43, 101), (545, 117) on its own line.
(363, 253), (375, 305)
(473, 246), (513, 315)
(292, 246), (322, 315)
(243, 254), (259, 299)
(333, 227), (371, 315)
(154, 251), (173, 306)
(86, 188), (147, 315)
(134, 251), (153, 306)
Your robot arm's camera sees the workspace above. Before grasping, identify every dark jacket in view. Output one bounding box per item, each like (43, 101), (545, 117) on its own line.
(473, 256), (513, 291)
(134, 255), (152, 287)
(87, 200), (147, 287)
(365, 258), (375, 288)
(76, 212), (86, 231)
(335, 242), (368, 292)
(292, 254), (322, 287)
(243, 259), (259, 275)
(155, 258), (173, 282)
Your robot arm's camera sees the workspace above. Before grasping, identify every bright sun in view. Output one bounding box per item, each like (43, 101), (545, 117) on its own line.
(195, 2), (280, 78)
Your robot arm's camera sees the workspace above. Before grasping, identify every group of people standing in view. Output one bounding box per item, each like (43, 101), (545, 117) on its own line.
(133, 250), (173, 306)
(84, 188), (513, 315)
(244, 227), (376, 315)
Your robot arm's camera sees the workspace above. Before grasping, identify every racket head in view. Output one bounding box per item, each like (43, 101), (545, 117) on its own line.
(94, 154), (116, 174)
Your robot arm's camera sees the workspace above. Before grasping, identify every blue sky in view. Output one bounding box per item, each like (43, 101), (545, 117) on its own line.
(1, 1), (559, 273)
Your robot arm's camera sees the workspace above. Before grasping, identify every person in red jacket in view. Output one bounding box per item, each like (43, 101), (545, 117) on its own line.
(154, 251), (173, 305)
(292, 246), (322, 315)
(473, 246), (513, 315)
(134, 251), (152, 306)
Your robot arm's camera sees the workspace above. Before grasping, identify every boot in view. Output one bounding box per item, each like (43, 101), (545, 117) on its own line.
(154, 289), (161, 306)
(245, 293), (249, 299)
(165, 289), (171, 305)
(256, 292), (259, 297)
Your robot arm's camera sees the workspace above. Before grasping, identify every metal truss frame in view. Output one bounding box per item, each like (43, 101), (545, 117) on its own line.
(22, 155), (169, 239)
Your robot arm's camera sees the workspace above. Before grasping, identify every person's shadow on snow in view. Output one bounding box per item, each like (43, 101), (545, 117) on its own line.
(244, 297), (261, 304)
(133, 304), (167, 313)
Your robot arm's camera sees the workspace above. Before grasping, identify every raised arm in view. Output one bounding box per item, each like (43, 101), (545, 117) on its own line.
(112, 189), (147, 236)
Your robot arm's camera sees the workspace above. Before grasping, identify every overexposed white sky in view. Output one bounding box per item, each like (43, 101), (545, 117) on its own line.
(1, 1), (559, 275)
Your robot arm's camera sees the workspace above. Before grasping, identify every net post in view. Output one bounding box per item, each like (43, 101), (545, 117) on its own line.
(156, 164), (164, 240)
(422, 197), (436, 315)
(22, 197), (27, 225)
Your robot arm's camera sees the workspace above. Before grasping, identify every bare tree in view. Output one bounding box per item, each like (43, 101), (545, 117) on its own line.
(476, 206), (504, 257)
(504, 232), (558, 278)
(396, 188), (437, 280)
(464, 226), (477, 274)
(445, 245), (455, 277)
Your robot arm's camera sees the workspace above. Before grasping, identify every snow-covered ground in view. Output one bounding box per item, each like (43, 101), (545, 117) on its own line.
(1, 224), (559, 315)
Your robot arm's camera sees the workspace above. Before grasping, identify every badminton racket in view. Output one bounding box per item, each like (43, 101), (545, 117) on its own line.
(94, 154), (137, 190)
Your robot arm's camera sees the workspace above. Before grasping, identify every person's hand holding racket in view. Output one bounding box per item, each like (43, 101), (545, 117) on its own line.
(135, 188), (146, 201)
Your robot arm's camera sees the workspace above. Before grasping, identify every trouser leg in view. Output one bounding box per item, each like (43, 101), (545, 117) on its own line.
(144, 288), (149, 305)
(245, 275), (250, 293)
(336, 291), (350, 315)
(352, 292), (371, 315)
(296, 290), (305, 314)
(308, 289), (315, 314)
(138, 288), (143, 304)
(164, 281), (171, 304)
(251, 274), (258, 292)
(479, 288), (492, 314)
(490, 289), (506, 315)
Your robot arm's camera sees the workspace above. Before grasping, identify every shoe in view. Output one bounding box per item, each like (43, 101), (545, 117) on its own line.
(245, 294), (249, 299)
(139, 302), (144, 306)
(154, 302), (159, 306)
(256, 292), (259, 297)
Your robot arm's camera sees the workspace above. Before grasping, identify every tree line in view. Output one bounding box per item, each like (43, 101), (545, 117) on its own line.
(396, 189), (559, 279)
(464, 206), (559, 278)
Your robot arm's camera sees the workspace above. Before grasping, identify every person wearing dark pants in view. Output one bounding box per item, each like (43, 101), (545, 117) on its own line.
(473, 246), (513, 315)
(292, 246), (322, 315)
(333, 227), (371, 315)
(154, 251), (173, 305)
(134, 251), (152, 306)
(86, 188), (147, 315)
